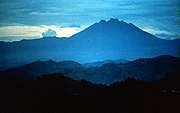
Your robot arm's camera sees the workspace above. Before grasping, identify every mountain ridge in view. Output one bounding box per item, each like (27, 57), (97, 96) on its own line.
(0, 55), (179, 84)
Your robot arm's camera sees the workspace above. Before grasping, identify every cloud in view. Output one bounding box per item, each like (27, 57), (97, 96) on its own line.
(29, 12), (60, 16)
(142, 26), (178, 39)
(0, 25), (46, 37)
(0, 25), (83, 41)
(41, 25), (83, 37)
(42, 29), (57, 37)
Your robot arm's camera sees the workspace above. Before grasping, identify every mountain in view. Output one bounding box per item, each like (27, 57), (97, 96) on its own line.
(0, 18), (179, 69)
(0, 55), (179, 84)
(71, 18), (179, 59)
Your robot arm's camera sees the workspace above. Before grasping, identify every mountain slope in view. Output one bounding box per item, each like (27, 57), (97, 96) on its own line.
(71, 18), (178, 60)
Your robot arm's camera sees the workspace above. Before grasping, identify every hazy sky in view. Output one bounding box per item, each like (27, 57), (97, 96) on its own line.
(0, 0), (179, 41)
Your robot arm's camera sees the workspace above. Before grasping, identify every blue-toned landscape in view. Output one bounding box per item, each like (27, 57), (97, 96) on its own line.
(0, 0), (180, 113)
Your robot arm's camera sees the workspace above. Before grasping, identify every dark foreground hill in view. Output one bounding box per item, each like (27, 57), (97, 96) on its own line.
(0, 73), (180, 113)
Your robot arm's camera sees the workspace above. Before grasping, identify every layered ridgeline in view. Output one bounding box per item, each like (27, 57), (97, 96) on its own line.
(0, 55), (179, 84)
(0, 18), (179, 70)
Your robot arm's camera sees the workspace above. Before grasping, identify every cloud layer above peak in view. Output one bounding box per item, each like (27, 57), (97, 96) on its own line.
(0, 0), (179, 41)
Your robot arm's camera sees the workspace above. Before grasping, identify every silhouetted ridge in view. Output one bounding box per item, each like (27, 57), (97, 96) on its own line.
(0, 55), (179, 83)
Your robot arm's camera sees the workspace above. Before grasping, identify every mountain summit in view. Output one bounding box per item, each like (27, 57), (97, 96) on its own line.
(72, 18), (159, 41)
(70, 18), (178, 61)
(0, 18), (179, 69)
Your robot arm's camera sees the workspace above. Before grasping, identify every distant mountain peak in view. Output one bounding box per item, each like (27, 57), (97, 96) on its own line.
(98, 18), (128, 25)
(76, 18), (143, 39)
(109, 18), (119, 22)
(99, 19), (106, 23)
(94, 18), (139, 31)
